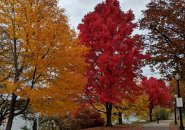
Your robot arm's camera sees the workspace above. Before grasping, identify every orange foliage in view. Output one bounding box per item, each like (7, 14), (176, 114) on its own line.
(0, 0), (88, 117)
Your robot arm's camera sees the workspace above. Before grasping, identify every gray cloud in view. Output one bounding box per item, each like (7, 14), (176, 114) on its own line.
(59, 0), (103, 29)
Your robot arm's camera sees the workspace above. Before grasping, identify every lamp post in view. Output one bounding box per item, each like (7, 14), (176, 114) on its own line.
(174, 94), (177, 125)
(175, 73), (184, 130)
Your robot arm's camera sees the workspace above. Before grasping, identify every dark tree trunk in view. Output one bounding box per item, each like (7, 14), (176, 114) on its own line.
(6, 93), (17, 130)
(33, 119), (37, 130)
(105, 102), (112, 127)
(149, 108), (153, 122)
(5, 25), (19, 130)
(118, 112), (122, 124)
(0, 117), (4, 126)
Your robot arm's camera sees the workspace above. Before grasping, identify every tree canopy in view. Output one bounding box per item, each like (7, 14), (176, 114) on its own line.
(140, 0), (185, 79)
(78, 0), (147, 126)
(141, 77), (172, 121)
(0, 0), (87, 129)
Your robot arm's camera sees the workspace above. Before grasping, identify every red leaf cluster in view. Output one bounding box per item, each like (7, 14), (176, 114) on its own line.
(141, 77), (172, 109)
(75, 107), (104, 129)
(78, 0), (147, 104)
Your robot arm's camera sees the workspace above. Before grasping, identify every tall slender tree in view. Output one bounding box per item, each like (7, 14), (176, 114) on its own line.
(78, 0), (147, 126)
(141, 77), (172, 121)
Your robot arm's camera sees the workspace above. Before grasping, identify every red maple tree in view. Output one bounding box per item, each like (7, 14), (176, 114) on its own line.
(141, 77), (172, 121)
(78, 0), (147, 126)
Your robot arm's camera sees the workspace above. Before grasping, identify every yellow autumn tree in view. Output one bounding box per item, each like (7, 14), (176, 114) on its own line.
(112, 94), (149, 124)
(0, 0), (87, 129)
(89, 93), (149, 124)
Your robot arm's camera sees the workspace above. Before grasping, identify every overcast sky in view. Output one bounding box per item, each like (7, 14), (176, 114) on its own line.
(58, 0), (151, 30)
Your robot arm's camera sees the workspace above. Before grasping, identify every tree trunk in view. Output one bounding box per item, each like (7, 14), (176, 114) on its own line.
(149, 108), (153, 122)
(105, 102), (112, 127)
(118, 112), (122, 124)
(6, 93), (17, 130)
(0, 117), (4, 126)
(32, 119), (37, 130)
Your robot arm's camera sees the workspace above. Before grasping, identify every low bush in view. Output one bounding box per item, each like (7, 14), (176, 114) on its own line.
(75, 107), (104, 129)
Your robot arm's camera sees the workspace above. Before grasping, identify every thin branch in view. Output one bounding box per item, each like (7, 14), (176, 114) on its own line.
(89, 101), (106, 114)
(14, 98), (30, 116)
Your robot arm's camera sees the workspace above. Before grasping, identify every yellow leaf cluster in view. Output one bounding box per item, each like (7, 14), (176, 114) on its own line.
(113, 94), (149, 121)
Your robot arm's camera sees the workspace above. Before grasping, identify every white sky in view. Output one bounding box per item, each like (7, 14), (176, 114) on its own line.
(58, 0), (151, 30)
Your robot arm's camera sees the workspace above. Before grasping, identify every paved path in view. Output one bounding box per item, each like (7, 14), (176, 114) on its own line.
(142, 120), (174, 130)
(84, 120), (178, 130)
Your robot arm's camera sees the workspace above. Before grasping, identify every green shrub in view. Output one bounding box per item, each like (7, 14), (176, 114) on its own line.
(157, 108), (170, 120)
